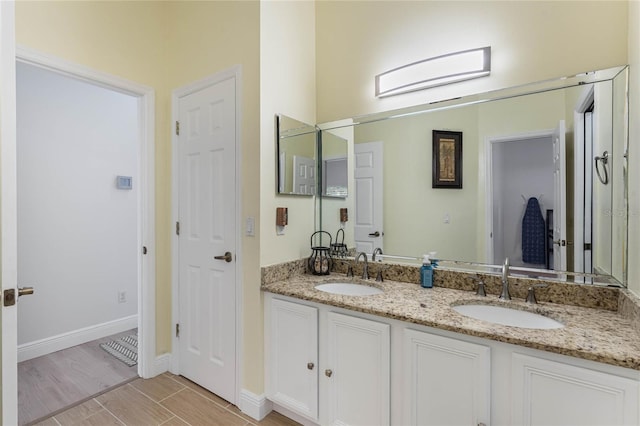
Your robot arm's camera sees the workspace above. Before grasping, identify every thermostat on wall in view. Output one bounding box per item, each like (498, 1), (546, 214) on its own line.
(116, 175), (133, 190)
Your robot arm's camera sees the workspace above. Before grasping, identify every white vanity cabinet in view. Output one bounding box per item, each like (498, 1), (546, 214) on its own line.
(403, 329), (491, 426)
(264, 292), (640, 426)
(265, 296), (390, 425)
(265, 298), (319, 420)
(511, 353), (640, 426)
(323, 312), (390, 426)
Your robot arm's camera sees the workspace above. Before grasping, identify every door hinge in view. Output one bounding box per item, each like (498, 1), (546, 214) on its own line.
(142, 246), (148, 255)
(584, 243), (592, 250)
(176, 323), (180, 338)
(175, 121), (180, 136)
(176, 221), (180, 236)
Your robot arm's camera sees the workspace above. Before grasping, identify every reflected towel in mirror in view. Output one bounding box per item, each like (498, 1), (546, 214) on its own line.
(522, 197), (546, 264)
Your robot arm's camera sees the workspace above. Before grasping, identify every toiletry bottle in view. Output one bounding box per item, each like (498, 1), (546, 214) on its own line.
(429, 251), (439, 268)
(421, 255), (433, 288)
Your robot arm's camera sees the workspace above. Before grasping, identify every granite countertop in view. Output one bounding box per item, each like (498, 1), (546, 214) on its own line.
(261, 274), (640, 371)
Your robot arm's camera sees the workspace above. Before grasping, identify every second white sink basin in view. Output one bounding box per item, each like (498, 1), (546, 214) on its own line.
(315, 283), (383, 296)
(452, 304), (564, 329)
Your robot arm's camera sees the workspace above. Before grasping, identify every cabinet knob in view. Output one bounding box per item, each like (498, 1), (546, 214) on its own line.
(307, 362), (314, 370)
(325, 369), (333, 378)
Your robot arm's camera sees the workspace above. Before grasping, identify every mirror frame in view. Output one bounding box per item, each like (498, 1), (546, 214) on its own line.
(316, 65), (629, 287)
(276, 114), (317, 196)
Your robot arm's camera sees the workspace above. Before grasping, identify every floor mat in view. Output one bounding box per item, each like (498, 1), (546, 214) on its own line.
(100, 333), (138, 367)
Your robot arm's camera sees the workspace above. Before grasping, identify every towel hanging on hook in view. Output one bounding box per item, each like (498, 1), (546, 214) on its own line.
(594, 150), (609, 185)
(521, 194), (544, 205)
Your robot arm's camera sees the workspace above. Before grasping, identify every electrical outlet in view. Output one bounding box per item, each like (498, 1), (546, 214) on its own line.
(118, 291), (126, 304)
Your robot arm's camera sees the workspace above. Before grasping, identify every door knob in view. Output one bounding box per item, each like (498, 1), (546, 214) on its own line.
(368, 231), (381, 237)
(214, 252), (233, 262)
(553, 239), (566, 247)
(18, 287), (34, 297)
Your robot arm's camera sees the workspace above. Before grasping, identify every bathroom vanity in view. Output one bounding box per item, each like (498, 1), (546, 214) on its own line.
(262, 267), (640, 426)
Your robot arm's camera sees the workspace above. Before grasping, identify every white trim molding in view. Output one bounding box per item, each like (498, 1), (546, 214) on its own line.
(15, 45), (157, 379)
(18, 315), (138, 362)
(239, 389), (272, 421)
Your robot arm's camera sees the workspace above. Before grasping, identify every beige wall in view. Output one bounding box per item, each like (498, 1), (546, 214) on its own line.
(260, 0), (316, 269)
(316, 1), (628, 123)
(15, 0), (263, 392)
(16, 0), (172, 352)
(163, 1), (261, 392)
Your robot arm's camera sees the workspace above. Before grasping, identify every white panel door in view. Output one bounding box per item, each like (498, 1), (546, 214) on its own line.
(323, 311), (390, 426)
(552, 120), (567, 271)
(1, 2), (18, 423)
(178, 76), (237, 403)
(403, 329), (491, 426)
(266, 298), (318, 420)
(512, 353), (640, 425)
(292, 155), (316, 195)
(354, 141), (383, 255)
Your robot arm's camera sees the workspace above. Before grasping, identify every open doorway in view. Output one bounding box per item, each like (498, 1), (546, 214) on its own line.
(487, 131), (557, 270)
(16, 60), (142, 424)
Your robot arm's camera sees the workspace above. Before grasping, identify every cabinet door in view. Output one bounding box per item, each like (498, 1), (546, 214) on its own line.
(267, 298), (318, 420)
(324, 312), (390, 426)
(404, 329), (490, 426)
(512, 353), (640, 426)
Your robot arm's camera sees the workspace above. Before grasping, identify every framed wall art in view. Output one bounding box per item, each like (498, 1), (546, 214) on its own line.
(432, 130), (462, 189)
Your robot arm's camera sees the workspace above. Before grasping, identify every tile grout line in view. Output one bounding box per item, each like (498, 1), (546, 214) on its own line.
(162, 373), (233, 409)
(94, 398), (127, 426)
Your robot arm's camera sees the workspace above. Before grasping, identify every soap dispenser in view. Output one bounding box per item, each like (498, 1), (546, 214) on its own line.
(420, 254), (433, 288)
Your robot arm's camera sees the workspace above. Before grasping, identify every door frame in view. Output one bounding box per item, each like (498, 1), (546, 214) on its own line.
(573, 85), (596, 281)
(484, 129), (554, 265)
(170, 65), (243, 404)
(14, 45), (157, 377)
(1, 2), (19, 423)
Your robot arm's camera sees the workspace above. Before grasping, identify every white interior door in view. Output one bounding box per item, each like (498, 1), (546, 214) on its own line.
(292, 155), (316, 195)
(354, 141), (383, 255)
(553, 120), (567, 272)
(1, 1), (18, 423)
(178, 75), (237, 403)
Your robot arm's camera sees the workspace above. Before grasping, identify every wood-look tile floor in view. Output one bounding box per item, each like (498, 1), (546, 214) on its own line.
(34, 372), (301, 426)
(19, 330), (139, 425)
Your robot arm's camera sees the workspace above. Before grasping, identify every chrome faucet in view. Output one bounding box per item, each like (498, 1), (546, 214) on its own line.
(372, 247), (383, 262)
(499, 257), (511, 300)
(355, 252), (369, 280)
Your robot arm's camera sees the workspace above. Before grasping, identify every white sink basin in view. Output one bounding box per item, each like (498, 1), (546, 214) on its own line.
(452, 304), (564, 329)
(315, 283), (383, 296)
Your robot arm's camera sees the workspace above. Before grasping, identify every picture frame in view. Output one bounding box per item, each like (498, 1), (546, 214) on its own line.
(432, 130), (463, 189)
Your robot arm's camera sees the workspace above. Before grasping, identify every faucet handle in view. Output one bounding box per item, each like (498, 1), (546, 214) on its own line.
(526, 284), (548, 304)
(346, 265), (354, 278)
(475, 279), (486, 297)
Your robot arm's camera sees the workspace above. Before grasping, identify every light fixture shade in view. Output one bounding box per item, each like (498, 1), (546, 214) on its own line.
(375, 46), (491, 98)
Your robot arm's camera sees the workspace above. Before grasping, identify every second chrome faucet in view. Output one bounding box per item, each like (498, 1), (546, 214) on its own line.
(499, 257), (511, 300)
(355, 252), (369, 280)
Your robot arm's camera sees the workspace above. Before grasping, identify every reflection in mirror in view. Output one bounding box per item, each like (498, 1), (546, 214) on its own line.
(276, 114), (317, 196)
(318, 66), (629, 286)
(320, 130), (348, 198)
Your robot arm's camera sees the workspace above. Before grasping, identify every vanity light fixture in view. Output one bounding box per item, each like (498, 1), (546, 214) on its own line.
(375, 46), (491, 98)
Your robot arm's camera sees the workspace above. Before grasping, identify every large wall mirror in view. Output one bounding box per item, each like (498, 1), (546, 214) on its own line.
(276, 114), (317, 196)
(317, 66), (629, 286)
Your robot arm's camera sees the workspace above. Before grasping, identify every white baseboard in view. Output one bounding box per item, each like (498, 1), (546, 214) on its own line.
(239, 389), (272, 421)
(142, 353), (171, 378)
(18, 315), (138, 362)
